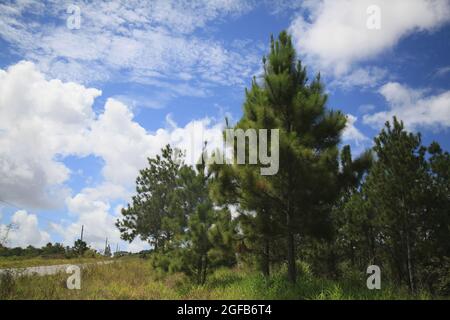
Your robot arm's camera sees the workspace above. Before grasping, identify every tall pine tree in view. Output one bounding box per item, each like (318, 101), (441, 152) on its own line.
(212, 31), (347, 283)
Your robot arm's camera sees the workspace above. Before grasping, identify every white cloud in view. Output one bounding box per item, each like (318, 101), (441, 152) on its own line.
(112, 81), (210, 110)
(126, 239), (150, 253)
(55, 107), (223, 251)
(434, 66), (450, 78)
(50, 105), (225, 251)
(53, 187), (123, 251)
(0, 61), (225, 207)
(363, 82), (450, 130)
(0, 61), (101, 208)
(0, 0), (260, 89)
(83, 98), (224, 187)
(0, 60), (226, 250)
(0, 211), (51, 248)
(342, 114), (370, 154)
(330, 67), (388, 90)
(289, 0), (450, 84)
(358, 104), (376, 113)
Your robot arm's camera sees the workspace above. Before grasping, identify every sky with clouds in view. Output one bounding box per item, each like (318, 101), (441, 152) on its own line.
(0, 0), (449, 252)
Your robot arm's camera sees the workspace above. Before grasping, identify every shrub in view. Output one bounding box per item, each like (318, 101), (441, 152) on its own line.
(0, 270), (15, 299)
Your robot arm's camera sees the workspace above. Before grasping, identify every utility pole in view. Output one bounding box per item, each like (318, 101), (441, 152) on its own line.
(104, 237), (108, 255)
(80, 225), (84, 241)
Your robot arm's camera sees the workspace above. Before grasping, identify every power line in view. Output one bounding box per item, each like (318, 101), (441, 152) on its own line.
(0, 198), (121, 252)
(0, 198), (57, 223)
(0, 198), (23, 211)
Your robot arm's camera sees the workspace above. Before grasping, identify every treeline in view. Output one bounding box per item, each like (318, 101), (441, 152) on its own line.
(0, 240), (101, 259)
(116, 32), (449, 295)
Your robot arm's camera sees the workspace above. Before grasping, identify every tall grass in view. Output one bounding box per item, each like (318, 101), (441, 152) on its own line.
(0, 256), (109, 269)
(0, 257), (437, 300)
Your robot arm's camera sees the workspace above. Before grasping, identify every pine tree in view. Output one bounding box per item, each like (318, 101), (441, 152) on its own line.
(116, 145), (185, 251)
(73, 239), (88, 256)
(308, 146), (373, 277)
(212, 31), (347, 283)
(364, 118), (430, 292)
(337, 118), (450, 293)
(117, 145), (236, 284)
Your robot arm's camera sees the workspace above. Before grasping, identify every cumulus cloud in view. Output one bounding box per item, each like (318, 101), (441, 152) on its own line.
(0, 61), (224, 206)
(82, 99), (224, 187)
(363, 82), (450, 131)
(50, 183), (152, 252)
(342, 114), (370, 154)
(0, 60), (226, 250)
(52, 186), (123, 250)
(0, 61), (101, 208)
(289, 0), (450, 85)
(49, 105), (224, 251)
(0, 211), (51, 248)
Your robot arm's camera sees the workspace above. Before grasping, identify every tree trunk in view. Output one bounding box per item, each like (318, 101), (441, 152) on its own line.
(202, 255), (208, 285)
(262, 239), (270, 277)
(286, 211), (296, 284)
(405, 231), (415, 293)
(287, 231), (296, 283)
(197, 256), (203, 285)
(350, 240), (355, 267)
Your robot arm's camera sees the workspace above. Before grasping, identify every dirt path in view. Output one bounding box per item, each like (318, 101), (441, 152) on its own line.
(0, 260), (114, 278)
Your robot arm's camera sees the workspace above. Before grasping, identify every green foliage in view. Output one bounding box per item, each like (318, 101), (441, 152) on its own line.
(0, 242), (72, 259)
(83, 248), (100, 259)
(117, 145), (237, 284)
(73, 239), (88, 257)
(2, 258), (435, 300)
(0, 270), (15, 299)
(335, 118), (450, 295)
(211, 31), (354, 283)
(113, 31), (449, 297)
(117, 145), (186, 250)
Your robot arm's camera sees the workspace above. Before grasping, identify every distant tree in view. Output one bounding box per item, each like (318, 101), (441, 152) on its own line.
(0, 223), (16, 247)
(104, 244), (112, 257)
(24, 245), (41, 257)
(73, 239), (88, 256)
(41, 242), (65, 257)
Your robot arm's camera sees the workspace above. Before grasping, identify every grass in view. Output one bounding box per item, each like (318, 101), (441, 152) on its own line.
(0, 257), (439, 300)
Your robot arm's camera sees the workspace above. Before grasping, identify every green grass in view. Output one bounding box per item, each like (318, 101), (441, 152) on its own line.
(0, 257), (439, 300)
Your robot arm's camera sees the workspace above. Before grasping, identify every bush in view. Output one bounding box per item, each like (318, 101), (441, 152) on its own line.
(0, 270), (15, 299)
(83, 249), (99, 258)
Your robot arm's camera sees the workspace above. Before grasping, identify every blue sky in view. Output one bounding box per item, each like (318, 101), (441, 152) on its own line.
(0, 0), (449, 252)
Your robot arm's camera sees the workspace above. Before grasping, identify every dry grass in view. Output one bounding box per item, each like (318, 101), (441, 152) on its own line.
(1, 257), (180, 300)
(0, 257), (439, 300)
(0, 256), (108, 269)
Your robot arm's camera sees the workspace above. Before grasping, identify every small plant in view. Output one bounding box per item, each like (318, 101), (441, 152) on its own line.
(0, 270), (16, 299)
